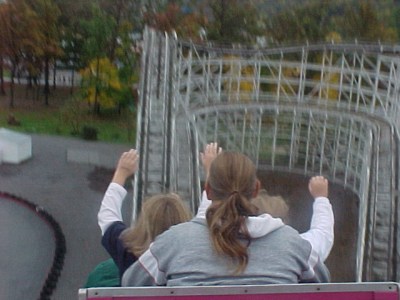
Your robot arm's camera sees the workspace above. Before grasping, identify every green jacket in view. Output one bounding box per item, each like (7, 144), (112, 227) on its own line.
(85, 258), (120, 287)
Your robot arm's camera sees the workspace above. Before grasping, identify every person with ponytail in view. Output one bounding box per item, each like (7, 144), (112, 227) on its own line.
(122, 147), (333, 286)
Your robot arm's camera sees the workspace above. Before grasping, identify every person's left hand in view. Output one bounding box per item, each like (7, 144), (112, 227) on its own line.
(200, 142), (222, 175)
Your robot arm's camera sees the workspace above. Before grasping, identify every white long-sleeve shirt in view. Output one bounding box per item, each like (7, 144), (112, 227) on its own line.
(98, 182), (127, 235)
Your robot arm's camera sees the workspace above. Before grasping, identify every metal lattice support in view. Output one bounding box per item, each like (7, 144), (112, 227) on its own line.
(134, 27), (400, 282)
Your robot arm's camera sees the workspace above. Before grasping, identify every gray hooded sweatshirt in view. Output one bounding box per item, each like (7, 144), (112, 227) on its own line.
(122, 194), (333, 287)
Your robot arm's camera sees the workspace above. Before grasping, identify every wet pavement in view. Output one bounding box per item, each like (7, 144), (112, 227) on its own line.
(0, 195), (54, 299)
(0, 134), (133, 300)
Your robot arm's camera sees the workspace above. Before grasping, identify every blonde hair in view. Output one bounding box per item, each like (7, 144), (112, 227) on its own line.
(206, 152), (258, 274)
(252, 189), (289, 223)
(122, 193), (192, 257)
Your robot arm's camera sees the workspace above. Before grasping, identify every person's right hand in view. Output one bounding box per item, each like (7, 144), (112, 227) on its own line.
(200, 142), (222, 175)
(112, 149), (139, 185)
(308, 176), (328, 198)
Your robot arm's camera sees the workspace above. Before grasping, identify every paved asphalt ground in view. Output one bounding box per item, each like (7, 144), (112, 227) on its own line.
(0, 195), (55, 299)
(0, 133), (134, 300)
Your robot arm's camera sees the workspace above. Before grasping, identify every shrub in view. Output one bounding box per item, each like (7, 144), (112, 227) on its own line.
(81, 126), (98, 141)
(60, 96), (86, 135)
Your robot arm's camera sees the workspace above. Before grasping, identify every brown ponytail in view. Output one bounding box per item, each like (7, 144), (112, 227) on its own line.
(205, 152), (258, 274)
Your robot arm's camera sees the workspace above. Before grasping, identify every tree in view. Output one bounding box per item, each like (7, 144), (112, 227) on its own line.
(113, 20), (140, 110)
(56, 0), (92, 94)
(205, 0), (263, 45)
(80, 57), (122, 113)
(266, 0), (398, 45)
(99, 0), (144, 60)
(143, 2), (182, 33)
(99, 0), (142, 116)
(0, 0), (42, 107)
(60, 26), (85, 94)
(29, 0), (63, 106)
(0, 0), (64, 106)
(266, 0), (335, 44)
(58, 0), (138, 116)
(0, 3), (8, 95)
(176, 10), (207, 42)
(339, 0), (397, 42)
(80, 3), (116, 114)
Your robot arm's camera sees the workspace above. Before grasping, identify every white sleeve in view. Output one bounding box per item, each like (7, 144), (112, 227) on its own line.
(300, 197), (334, 262)
(97, 182), (127, 235)
(195, 190), (212, 218)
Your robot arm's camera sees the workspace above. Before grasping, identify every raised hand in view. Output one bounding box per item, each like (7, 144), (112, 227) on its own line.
(112, 149), (139, 185)
(200, 142), (222, 176)
(308, 176), (328, 198)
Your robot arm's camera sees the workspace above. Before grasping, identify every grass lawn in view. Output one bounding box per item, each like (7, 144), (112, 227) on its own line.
(0, 83), (136, 145)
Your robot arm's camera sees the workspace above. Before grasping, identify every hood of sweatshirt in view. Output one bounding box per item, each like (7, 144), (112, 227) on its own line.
(195, 191), (285, 238)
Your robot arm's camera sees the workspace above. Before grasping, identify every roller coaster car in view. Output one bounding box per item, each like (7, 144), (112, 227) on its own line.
(78, 282), (400, 300)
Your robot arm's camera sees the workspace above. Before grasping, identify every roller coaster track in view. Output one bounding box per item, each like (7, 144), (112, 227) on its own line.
(133, 27), (400, 282)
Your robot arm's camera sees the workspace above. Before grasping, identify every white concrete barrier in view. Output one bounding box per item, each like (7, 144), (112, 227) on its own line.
(0, 128), (32, 164)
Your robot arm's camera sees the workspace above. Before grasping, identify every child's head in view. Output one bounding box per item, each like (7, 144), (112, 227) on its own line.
(205, 151), (259, 274)
(252, 189), (289, 223)
(122, 193), (192, 257)
(141, 193), (192, 239)
(206, 151), (259, 201)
